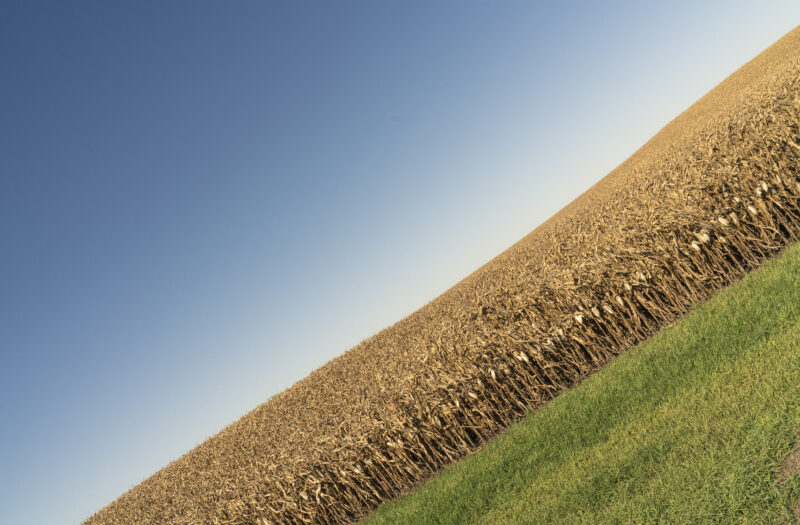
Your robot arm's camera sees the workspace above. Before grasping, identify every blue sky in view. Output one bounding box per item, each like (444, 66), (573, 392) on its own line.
(1, 2), (799, 523)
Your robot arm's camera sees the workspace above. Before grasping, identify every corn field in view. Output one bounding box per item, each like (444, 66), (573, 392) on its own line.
(86, 27), (800, 525)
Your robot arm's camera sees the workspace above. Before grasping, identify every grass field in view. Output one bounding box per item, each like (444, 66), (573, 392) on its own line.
(367, 243), (800, 524)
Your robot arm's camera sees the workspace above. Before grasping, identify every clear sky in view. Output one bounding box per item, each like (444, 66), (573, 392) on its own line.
(1, 2), (799, 523)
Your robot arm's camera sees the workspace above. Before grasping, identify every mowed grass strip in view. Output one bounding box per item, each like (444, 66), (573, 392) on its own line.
(366, 243), (800, 525)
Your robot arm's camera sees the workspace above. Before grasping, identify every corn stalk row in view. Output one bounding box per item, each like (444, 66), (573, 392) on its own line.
(86, 48), (800, 525)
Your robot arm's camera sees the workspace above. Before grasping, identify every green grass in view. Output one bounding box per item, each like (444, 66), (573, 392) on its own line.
(366, 244), (800, 524)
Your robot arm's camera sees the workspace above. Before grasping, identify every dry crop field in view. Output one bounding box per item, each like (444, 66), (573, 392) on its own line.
(87, 26), (800, 525)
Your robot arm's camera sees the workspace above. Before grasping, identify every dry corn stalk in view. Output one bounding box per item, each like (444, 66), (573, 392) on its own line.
(86, 27), (800, 525)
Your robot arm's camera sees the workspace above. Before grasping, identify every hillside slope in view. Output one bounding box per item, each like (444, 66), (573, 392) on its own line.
(368, 241), (800, 524)
(88, 26), (800, 524)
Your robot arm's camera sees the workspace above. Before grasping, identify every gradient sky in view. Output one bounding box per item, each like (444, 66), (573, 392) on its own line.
(2, 2), (799, 524)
